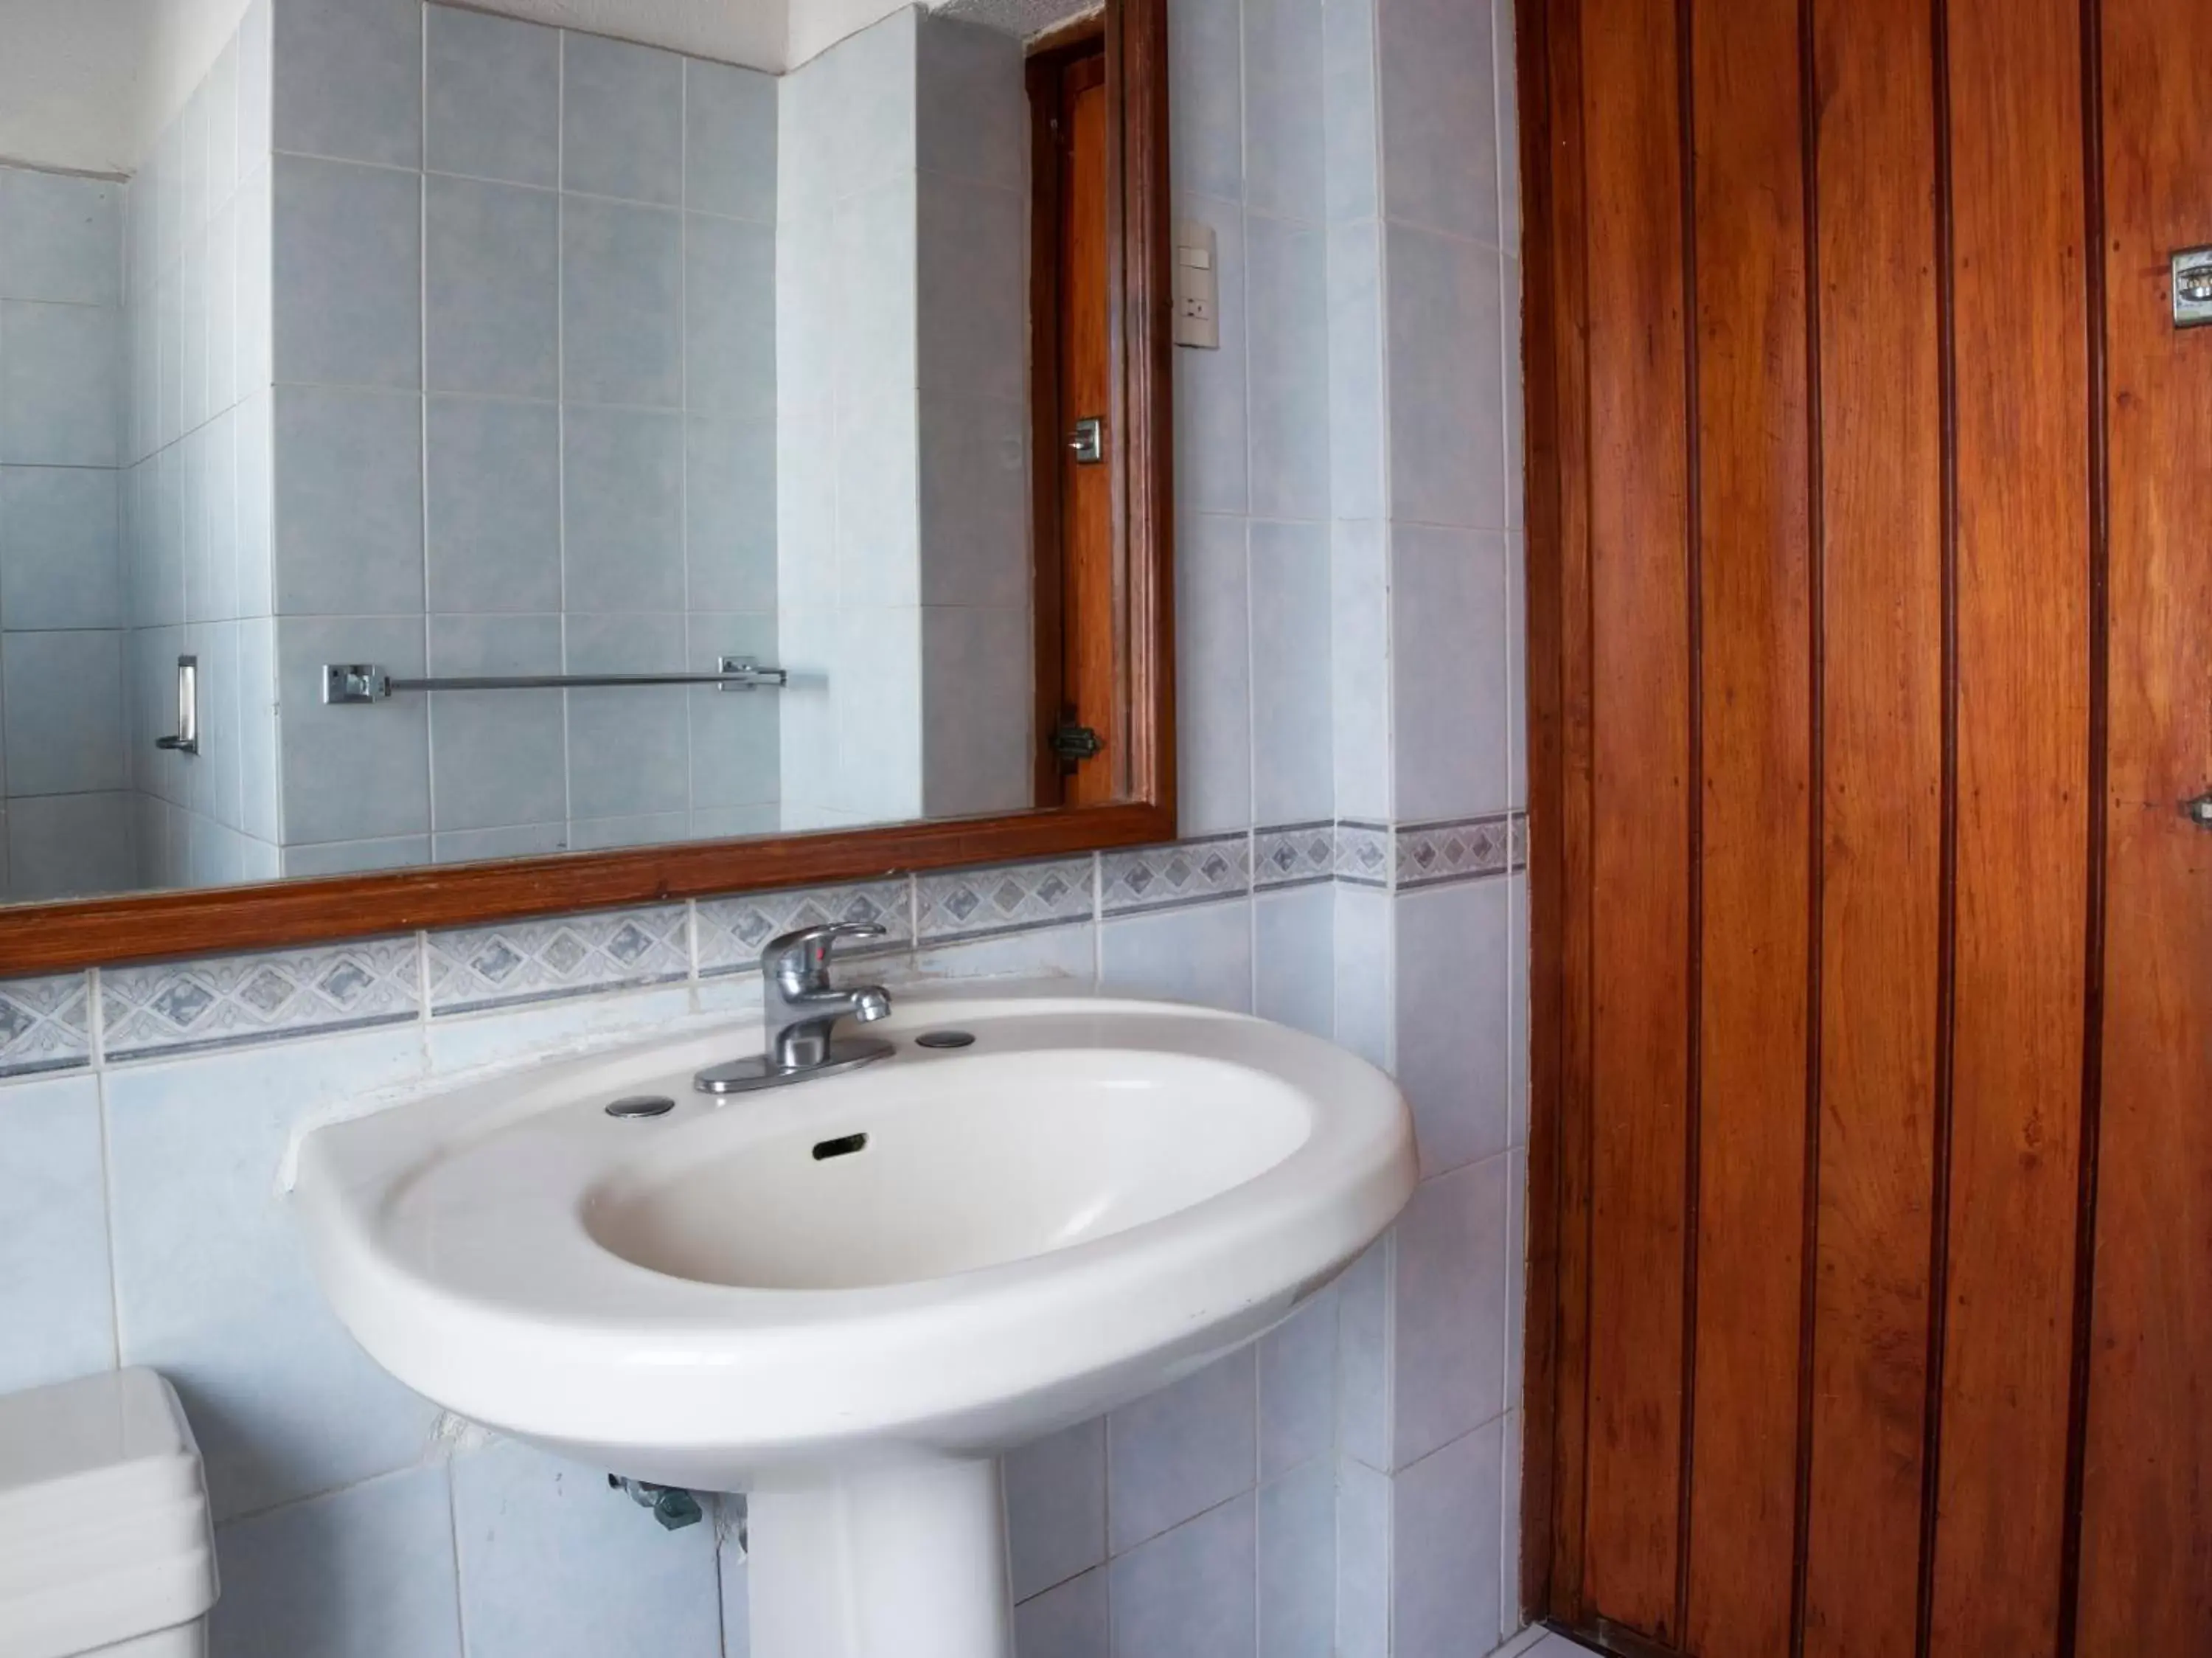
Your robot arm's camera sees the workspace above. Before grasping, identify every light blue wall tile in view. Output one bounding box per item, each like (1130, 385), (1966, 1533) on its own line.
(1244, 215), (1331, 523)
(917, 394), (1027, 608)
(1171, 201), (1248, 516)
(1, 628), (128, 795)
(272, 156), (420, 391)
(833, 392), (919, 607)
(1325, 221), (1385, 521)
(1107, 1348), (1256, 1553)
(563, 33), (683, 207)
(685, 59), (776, 223)
(1392, 1418), (1506, 1658)
(563, 404), (684, 612)
(917, 14), (1024, 191)
(1017, 1565), (1110, 1658)
(1253, 885), (1335, 1041)
(1110, 1494), (1257, 1658)
(1378, 0), (1500, 242)
(427, 614), (566, 833)
(1099, 895), (1254, 1014)
(0, 972), (92, 1076)
(831, 178), (919, 404)
(0, 301), (118, 465)
(562, 195), (682, 408)
(211, 1465), (459, 1658)
(1174, 515), (1251, 834)
(828, 8), (918, 198)
(888, 919), (1097, 990)
(5, 792), (136, 899)
(684, 609), (779, 808)
(1394, 874), (1510, 1175)
(564, 613), (689, 819)
(1392, 1154), (1511, 1469)
(1385, 223), (1506, 528)
(1169, 0), (1245, 204)
(451, 1440), (723, 1658)
(1322, 0), (1380, 223)
(277, 614), (430, 844)
(272, 385), (424, 615)
(1245, 0), (1326, 224)
(1391, 525), (1512, 821)
(425, 176), (559, 400)
(0, 169), (121, 306)
(1335, 1238), (1390, 1470)
(426, 5), (558, 189)
(1495, 0), (1521, 248)
(1257, 1284), (1336, 1478)
(1507, 867), (1528, 1145)
(425, 395), (563, 614)
(272, 0), (422, 170)
(685, 414), (776, 611)
(0, 1073), (114, 1392)
(684, 214), (775, 418)
(100, 937), (420, 1061)
(1006, 1415), (1107, 1603)
(1249, 521), (1332, 824)
(282, 834), (429, 878)
(1335, 1457), (1390, 1658)
(917, 176), (1025, 403)
(1257, 1459), (1335, 1658)
(104, 1027), (439, 1518)
(1329, 521), (1389, 824)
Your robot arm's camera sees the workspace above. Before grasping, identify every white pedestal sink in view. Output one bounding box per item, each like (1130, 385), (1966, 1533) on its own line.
(293, 994), (1415, 1658)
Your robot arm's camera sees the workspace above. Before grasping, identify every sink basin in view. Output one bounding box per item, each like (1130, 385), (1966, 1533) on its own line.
(293, 993), (1415, 1658)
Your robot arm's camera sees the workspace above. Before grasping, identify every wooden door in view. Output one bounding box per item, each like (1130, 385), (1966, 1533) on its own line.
(1029, 35), (1118, 805)
(1519, 0), (2212, 1652)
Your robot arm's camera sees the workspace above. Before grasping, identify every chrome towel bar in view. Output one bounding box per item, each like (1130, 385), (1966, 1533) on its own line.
(324, 657), (789, 704)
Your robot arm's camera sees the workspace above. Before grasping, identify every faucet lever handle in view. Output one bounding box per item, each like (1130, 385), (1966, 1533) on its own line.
(760, 921), (887, 986)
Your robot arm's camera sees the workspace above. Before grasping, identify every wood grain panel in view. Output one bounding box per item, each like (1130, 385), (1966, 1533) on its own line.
(1680, 0), (1813, 1651)
(1579, 0), (1695, 1636)
(1798, 1), (1947, 1653)
(2079, 0), (2212, 1643)
(1933, 0), (2093, 1648)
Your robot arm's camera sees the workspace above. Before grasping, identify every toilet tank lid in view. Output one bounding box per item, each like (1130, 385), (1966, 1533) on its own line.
(0, 1369), (201, 1498)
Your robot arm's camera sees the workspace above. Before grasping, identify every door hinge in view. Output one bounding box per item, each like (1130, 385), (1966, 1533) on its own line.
(1051, 720), (1105, 765)
(2183, 788), (2212, 828)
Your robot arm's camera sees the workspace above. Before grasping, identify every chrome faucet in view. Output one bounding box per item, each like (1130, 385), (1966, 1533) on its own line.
(694, 923), (896, 1095)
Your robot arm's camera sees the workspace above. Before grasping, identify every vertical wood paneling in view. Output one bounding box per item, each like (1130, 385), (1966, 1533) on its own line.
(1933, 1), (2092, 1651)
(2079, 0), (2212, 1644)
(1579, 0), (1695, 1636)
(1798, 1), (1947, 1653)
(1681, 0), (1813, 1651)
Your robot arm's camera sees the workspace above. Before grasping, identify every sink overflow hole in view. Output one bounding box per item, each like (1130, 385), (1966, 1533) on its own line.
(914, 1030), (975, 1049)
(605, 1095), (675, 1120)
(813, 1132), (869, 1161)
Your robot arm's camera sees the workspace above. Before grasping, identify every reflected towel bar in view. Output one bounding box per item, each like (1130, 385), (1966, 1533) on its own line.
(323, 658), (790, 704)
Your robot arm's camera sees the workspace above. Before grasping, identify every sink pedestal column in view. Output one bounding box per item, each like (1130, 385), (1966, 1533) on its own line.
(748, 1457), (1013, 1658)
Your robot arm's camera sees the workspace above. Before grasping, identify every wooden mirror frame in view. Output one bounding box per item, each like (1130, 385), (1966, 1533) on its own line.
(0, 0), (1174, 974)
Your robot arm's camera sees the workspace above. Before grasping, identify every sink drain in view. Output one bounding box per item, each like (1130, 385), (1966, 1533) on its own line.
(605, 1095), (675, 1119)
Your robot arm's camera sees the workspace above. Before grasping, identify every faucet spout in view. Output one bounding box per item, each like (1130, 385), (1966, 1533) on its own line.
(693, 923), (898, 1095)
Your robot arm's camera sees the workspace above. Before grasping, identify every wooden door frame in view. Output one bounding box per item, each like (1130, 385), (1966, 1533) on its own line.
(1516, 0), (1593, 1628)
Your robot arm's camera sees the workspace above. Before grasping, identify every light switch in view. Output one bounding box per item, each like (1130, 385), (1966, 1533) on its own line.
(1174, 218), (1220, 350)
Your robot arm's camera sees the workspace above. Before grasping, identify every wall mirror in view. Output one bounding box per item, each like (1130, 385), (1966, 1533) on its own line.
(0, 0), (1172, 970)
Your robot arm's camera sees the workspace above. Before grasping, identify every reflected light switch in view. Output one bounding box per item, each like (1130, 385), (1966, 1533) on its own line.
(1174, 219), (1220, 349)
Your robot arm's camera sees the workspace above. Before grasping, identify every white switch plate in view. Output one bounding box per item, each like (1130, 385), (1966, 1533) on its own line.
(1174, 218), (1220, 349)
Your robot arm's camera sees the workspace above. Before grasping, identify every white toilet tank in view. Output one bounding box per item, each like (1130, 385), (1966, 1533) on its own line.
(0, 1369), (218, 1658)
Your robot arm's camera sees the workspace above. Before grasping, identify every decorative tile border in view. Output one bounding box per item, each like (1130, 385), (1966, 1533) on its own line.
(0, 973), (94, 1075)
(102, 938), (422, 1061)
(696, 881), (911, 977)
(1332, 822), (1393, 887)
(917, 858), (1094, 943)
(1253, 822), (1337, 889)
(1395, 814), (1517, 889)
(0, 811), (1534, 1077)
(1101, 833), (1252, 915)
(426, 907), (689, 1016)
